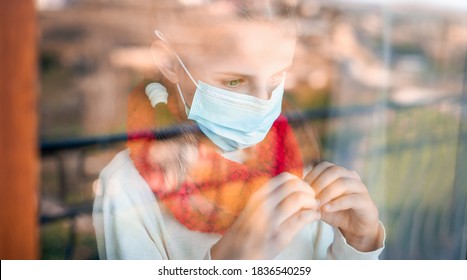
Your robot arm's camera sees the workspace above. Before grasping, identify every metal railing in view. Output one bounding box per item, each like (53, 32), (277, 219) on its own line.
(39, 96), (467, 259)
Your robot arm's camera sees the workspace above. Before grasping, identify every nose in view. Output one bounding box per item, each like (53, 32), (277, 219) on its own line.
(250, 85), (271, 100)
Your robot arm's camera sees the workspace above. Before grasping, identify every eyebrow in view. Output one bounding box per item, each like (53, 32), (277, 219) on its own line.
(214, 65), (292, 77)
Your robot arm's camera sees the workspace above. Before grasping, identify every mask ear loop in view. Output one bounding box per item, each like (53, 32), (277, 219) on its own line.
(154, 30), (198, 87)
(154, 30), (199, 114)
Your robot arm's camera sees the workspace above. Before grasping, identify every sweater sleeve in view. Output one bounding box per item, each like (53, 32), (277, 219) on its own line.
(92, 151), (170, 260)
(103, 214), (165, 260)
(93, 176), (169, 260)
(327, 221), (386, 260)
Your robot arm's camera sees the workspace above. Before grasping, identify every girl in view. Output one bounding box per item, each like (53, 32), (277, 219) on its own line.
(93, 0), (384, 259)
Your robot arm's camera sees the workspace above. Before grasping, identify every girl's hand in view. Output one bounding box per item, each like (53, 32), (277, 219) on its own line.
(303, 162), (381, 252)
(211, 172), (321, 259)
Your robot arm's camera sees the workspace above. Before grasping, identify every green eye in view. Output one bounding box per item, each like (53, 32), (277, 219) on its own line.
(225, 79), (242, 88)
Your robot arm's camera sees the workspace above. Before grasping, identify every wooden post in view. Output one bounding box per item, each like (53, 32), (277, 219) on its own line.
(0, 0), (38, 259)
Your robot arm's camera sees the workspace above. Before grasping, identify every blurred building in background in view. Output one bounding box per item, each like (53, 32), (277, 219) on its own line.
(34, 0), (466, 259)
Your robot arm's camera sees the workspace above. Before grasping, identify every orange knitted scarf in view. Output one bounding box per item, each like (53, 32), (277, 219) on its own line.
(127, 84), (303, 234)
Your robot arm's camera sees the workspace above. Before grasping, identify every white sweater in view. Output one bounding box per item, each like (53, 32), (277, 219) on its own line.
(92, 149), (385, 260)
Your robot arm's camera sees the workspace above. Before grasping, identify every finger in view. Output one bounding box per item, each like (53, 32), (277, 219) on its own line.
(316, 177), (365, 207)
(274, 210), (321, 249)
(320, 193), (370, 213)
(310, 165), (360, 196)
(251, 178), (316, 222)
(273, 191), (318, 226)
(303, 161), (335, 185)
(268, 177), (315, 206)
(248, 172), (299, 207)
(351, 170), (361, 181)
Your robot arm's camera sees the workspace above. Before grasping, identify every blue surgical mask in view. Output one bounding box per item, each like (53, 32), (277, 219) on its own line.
(155, 30), (285, 152)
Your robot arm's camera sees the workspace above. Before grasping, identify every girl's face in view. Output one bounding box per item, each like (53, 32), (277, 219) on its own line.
(175, 20), (297, 109)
